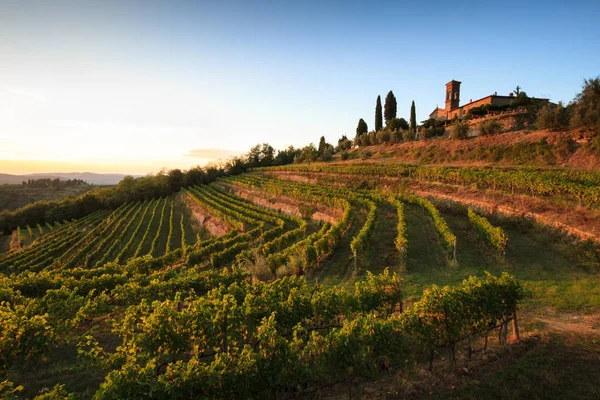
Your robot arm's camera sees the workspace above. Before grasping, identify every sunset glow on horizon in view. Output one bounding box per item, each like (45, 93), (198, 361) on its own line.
(1, 0), (599, 175)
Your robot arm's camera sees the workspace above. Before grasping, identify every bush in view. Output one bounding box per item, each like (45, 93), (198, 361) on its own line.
(478, 119), (502, 135)
(401, 129), (414, 142)
(337, 135), (353, 151)
(570, 76), (600, 131)
(451, 120), (469, 139)
(368, 131), (377, 146)
(320, 146), (334, 161)
(536, 101), (570, 131)
(386, 117), (409, 131)
(376, 129), (391, 144)
(340, 151), (349, 160)
(419, 126), (445, 140)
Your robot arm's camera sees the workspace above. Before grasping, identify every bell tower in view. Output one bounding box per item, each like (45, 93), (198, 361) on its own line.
(445, 80), (461, 112)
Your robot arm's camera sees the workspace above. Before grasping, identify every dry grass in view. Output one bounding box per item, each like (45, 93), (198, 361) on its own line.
(336, 128), (600, 171)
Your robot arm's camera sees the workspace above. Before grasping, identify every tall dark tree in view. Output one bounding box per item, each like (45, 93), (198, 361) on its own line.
(318, 136), (327, 155)
(410, 100), (417, 133)
(384, 91), (397, 122)
(260, 143), (275, 166)
(356, 118), (368, 136)
(375, 95), (383, 132)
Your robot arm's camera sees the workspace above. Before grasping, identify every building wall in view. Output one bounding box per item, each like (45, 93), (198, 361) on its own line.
(447, 96), (493, 119)
(490, 96), (514, 107)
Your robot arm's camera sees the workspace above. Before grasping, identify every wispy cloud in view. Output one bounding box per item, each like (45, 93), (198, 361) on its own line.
(184, 148), (244, 159)
(2, 86), (48, 104)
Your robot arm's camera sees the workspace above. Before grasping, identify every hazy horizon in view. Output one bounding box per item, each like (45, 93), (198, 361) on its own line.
(1, 0), (599, 175)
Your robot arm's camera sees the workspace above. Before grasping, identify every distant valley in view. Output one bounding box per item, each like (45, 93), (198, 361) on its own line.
(0, 172), (137, 186)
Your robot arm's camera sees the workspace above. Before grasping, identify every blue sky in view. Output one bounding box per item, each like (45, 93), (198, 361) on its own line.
(1, 0), (599, 174)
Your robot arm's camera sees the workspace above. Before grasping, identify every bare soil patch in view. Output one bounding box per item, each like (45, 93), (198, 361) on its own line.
(218, 182), (340, 224)
(183, 193), (230, 237)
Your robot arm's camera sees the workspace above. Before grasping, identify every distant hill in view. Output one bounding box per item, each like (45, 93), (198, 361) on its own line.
(0, 172), (137, 185)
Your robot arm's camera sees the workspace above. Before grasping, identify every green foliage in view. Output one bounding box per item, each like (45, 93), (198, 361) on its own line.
(0, 303), (57, 371)
(384, 91), (397, 122)
(536, 101), (570, 131)
(375, 129), (391, 144)
(257, 163), (600, 207)
(79, 272), (522, 398)
(317, 137), (334, 162)
(570, 76), (600, 130)
(295, 143), (319, 163)
(468, 208), (508, 254)
(419, 126), (445, 140)
(513, 91), (532, 107)
(387, 117), (409, 131)
(356, 118), (368, 136)
(451, 120), (469, 139)
(402, 194), (456, 256)
(0, 380), (23, 400)
(350, 199), (377, 257)
(478, 119), (502, 135)
(390, 198), (407, 264)
(337, 135), (352, 152)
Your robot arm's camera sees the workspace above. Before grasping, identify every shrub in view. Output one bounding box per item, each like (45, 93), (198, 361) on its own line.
(368, 131), (377, 146)
(451, 120), (469, 139)
(419, 126), (445, 140)
(570, 76), (600, 131)
(340, 151), (349, 160)
(536, 101), (570, 131)
(337, 135), (352, 151)
(401, 129), (414, 142)
(386, 117), (409, 131)
(478, 119), (502, 135)
(376, 129), (391, 144)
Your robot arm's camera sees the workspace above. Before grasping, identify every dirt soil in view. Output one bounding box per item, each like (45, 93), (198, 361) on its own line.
(341, 128), (600, 171)
(218, 182), (340, 224)
(183, 193), (230, 236)
(267, 171), (600, 243)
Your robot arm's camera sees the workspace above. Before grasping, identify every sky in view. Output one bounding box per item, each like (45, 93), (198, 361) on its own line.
(0, 0), (599, 175)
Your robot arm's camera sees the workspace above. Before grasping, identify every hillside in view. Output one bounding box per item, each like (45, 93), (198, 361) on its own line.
(1, 163), (599, 398)
(0, 172), (134, 185)
(341, 128), (600, 170)
(0, 184), (95, 212)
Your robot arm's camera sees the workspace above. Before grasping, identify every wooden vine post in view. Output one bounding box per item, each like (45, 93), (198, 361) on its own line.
(453, 238), (457, 263)
(512, 310), (520, 341)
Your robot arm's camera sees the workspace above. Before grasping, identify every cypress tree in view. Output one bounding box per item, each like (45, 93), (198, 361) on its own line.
(384, 91), (397, 122)
(410, 100), (417, 133)
(356, 118), (368, 136)
(375, 96), (383, 132)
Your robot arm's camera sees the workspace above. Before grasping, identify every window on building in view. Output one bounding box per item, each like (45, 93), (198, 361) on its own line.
(454, 92), (458, 100)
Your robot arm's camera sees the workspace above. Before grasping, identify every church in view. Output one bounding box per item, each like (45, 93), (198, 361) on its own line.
(429, 80), (549, 121)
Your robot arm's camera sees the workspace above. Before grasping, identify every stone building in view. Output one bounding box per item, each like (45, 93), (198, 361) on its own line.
(429, 80), (549, 121)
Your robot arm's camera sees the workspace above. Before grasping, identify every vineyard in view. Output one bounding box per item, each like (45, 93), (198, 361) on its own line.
(1, 167), (600, 399)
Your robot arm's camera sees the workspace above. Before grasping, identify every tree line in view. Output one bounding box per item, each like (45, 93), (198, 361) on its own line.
(354, 76), (600, 144)
(20, 178), (88, 189)
(354, 90), (419, 147)
(0, 140), (336, 234)
(2, 77), (598, 234)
